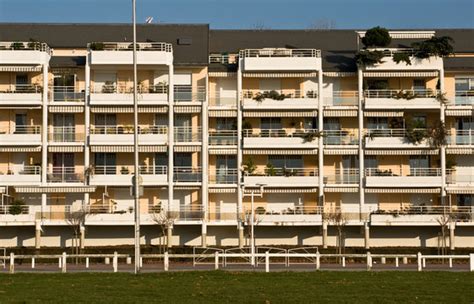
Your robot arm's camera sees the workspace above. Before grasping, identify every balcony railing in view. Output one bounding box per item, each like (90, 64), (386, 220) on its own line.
(241, 49), (321, 58)
(364, 89), (437, 99)
(209, 168), (238, 184)
(323, 130), (358, 145)
(209, 92), (237, 107)
(49, 86), (85, 102)
(371, 206), (473, 217)
(245, 167), (318, 177)
(139, 165), (167, 175)
(90, 125), (167, 135)
(209, 130), (238, 145)
(47, 167), (84, 183)
(174, 86), (206, 102)
(91, 84), (168, 94)
(93, 165), (132, 175)
(365, 168), (442, 177)
(242, 89), (318, 99)
(365, 128), (427, 138)
(324, 169), (359, 184)
(243, 128), (318, 138)
(1, 125), (41, 135)
(0, 41), (51, 53)
(324, 91), (358, 106)
(0, 84), (42, 94)
(446, 169), (474, 184)
(0, 204), (29, 215)
(168, 205), (204, 221)
(452, 91), (474, 106)
(49, 126), (85, 142)
(88, 42), (172, 52)
(447, 130), (473, 146)
(245, 206), (322, 216)
(173, 167), (202, 182)
(0, 165), (41, 175)
(174, 127), (202, 142)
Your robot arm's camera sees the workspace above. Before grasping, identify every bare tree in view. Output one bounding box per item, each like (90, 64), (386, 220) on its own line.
(325, 209), (347, 262)
(241, 209), (263, 247)
(437, 214), (452, 259)
(152, 208), (177, 254)
(252, 21), (270, 30)
(66, 208), (88, 264)
(308, 18), (337, 30)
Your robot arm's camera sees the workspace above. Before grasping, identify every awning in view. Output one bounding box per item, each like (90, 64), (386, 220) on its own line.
(90, 106), (168, 113)
(174, 106), (201, 113)
(323, 72), (356, 77)
(445, 109), (472, 116)
(90, 145), (167, 152)
(174, 145), (201, 152)
(0, 146), (41, 152)
(243, 110), (317, 117)
(209, 110), (237, 117)
(324, 187), (359, 193)
(365, 149), (438, 155)
(446, 188), (474, 194)
(446, 148), (473, 154)
(0, 65), (42, 72)
(324, 149), (359, 155)
(209, 188), (237, 193)
(243, 188), (318, 193)
(243, 149), (317, 155)
(364, 111), (404, 117)
(365, 188), (440, 193)
(243, 72), (318, 78)
(208, 72), (237, 78)
(48, 146), (84, 152)
(209, 148), (238, 155)
(363, 71), (438, 77)
(15, 186), (96, 193)
(324, 110), (357, 117)
(174, 186), (201, 190)
(49, 105), (84, 113)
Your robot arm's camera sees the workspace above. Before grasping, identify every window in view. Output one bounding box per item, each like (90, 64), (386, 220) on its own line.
(260, 117), (281, 130)
(409, 156), (430, 175)
(14, 113), (27, 134)
(364, 156), (377, 169)
(216, 118), (236, 130)
(412, 115), (427, 128)
(323, 118), (340, 130)
(94, 153), (116, 174)
(367, 117), (388, 129)
(455, 78), (474, 92)
(268, 155), (303, 168)
(413, 79), (426, 92)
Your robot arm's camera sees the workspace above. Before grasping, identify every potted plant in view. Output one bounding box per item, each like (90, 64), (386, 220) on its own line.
(10, 42), (25, 50)
(265, 163), (276, 176)
(101, 81), (115, 93)
(255, 207), (266, 215)
(89, 42), (105, 51)
(120, 166), (130, 175)
(243, 158), (256, 175)
(8, 199), (25, 215)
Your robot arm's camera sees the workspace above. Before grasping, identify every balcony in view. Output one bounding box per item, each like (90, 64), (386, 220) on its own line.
(370, 206), (473, 226)
(90, 84), (168, 105)
(446, 170), (474, 186)
(364, 89), (440, 109)
(174, 127), (202, 144)
(174, 86), (206, 103)
(173, 167), (202, 183)
(0, 126), (41, 146)
(450, 91), (474, 106)
(47, 167), (84, 184)
(207, 207), (239, 222)
(0, 84), (42, 106)
(323, 130), (358, 146)
(49, 86), (85, 103)
(324, 169), (359, 185)
(242, 89), (318, 110)
(244, 168), (318, 187)
(168, 205), (204, 222)
(89, 165), (167, 186)
(209, 168), (238, 185)
(0, 165), (41, 185)
(88, 42), (173, 65)
(48, 127), (85, 144)
(209, 130), (237, 146)
(0, 41), (51, 64)
(365, 168), (442, 188)
(243, 129), (319, 149)
(362, 49), (443, 71)
(240, 48), (321, 71)
(365, 129), (431, 149)
(245, 206), (322, 225)
(323, 91), (358, 107)
(89, 125), (168, 145)
(209, 92), (237, 108)
(447, 130), (473, 146)
(0, 204), (37, 224)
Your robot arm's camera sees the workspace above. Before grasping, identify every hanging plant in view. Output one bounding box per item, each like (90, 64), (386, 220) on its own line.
(302, 130), (324, 143)
(355, 50), (385, 66)
(392, 52), (412, 65)
(427, 121), (448, 148)
(435, 92), (448, 104)
(412, 36), (454, 59)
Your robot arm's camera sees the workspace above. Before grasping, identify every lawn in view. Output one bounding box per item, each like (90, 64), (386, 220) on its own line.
(0, 271), (472, 303)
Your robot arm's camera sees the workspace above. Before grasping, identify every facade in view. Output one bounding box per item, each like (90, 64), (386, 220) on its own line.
(0, 24), (473, 249)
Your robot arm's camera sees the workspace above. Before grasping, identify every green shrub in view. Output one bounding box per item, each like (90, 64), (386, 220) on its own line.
(361, 26), (391, 47)
(8, 199), (25, 215)
(392, 52), (411, 65)
(412, 36), (454, 59)
(89, 42), (105, 51)
(355, 50), (384, 66)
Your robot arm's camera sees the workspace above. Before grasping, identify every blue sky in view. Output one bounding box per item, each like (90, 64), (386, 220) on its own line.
(0, 0), (473, 29)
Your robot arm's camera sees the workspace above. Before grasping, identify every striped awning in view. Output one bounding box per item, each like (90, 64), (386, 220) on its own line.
(49, 105), (84, 113)
(174, 106), (201, 113)
(0, 65), (42, 72)
(445, 109), (472, 116)
(90, 145), (167, 152)
(446, 148), (473, 154)
(91, 106), (168, 113)
(208, 72), (237, 78)
(243, 149), (317, 155)
(324, 110), (357, 117)
(446, 188), (474, 194)
(243, 110), (317, 117)
(174, 186), (201, 190)
(209, 110), (238, 117)
(324, 187), (359, 193)
(15, 186), (96, 193)
(324, 149), (359, 155)
(174, 145), (201, 152)
(323, 72), (356, 77)
(247, 188), (318, 193)
(209, 188), (237, 193)
(0, 146), (41, 152)
(48, 146), (84, 152)
(209, 148), (238, 155)
(365, 188), (440, 193)
(243, 72), (318, 78)
(364, 111), (404, 117)
(363, 71), (438, 77)
(365, 149), (438, 155)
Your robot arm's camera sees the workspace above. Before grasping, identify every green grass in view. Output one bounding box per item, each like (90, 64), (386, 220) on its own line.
(0, 271), (472, 303)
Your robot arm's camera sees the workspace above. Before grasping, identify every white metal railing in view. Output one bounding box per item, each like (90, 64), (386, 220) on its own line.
(241, 48), (321, 58)
(242, 89), (318, 99)
(209, 92), (238, 107)
(0, 204), (29, 215)
(323, 91), (358, 106)
(174, 86), (206, 102)
(364, 89), (438, 99)
(47, 167), (84, 183)
(88, 42), (172, 52)
(209, 168), (238, 184)
(365, 168), (442, 177)
(446, 169), (474, 184)
(49, 126), (84, 142)
(324, 169), (359, 184)
(0, 165), (41, 175)
(168, 205), (204, 221)
(245, 167), (318, 177)
(1, 125), (41, 135)
(209, 54), (233, 64)
(371, 206), (473, 216)
(323, 130), (358, 145)
(91, 84), (168, 94)
(244, 206), (323, 216)
(93, 165), (132, 175)
(452, 91), (474, 106)
(90, 125), (167, 135)
(174, 127), (202, 142)
(209, 130), (238, 145)
(139, 165), (167, 175)
(0, 84), (42, 94)
(174, 167), (202, 182)
(243, 128), (319, 138)
(49, 86), (85, 102)
(447, 130), (473, 146)
(0, 41), (51, 54)
(365, 128), (427, 138)
(365, 48), (417, 57)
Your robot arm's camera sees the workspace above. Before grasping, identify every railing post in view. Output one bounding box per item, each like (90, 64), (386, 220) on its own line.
(113, 251), (118, 273)
(86, 257), (89, 269)
(58, 256), (62, 268)
(164, 251), (169, 271)
(31, 257), (35, 269)
(417, 252), (422, 272)
(449, 257), (452, 269)
(214, 252), (219, 270)
(342, 256), (346, 268)
(469, 254), (474, 272)
(366, 252), (372, 271)
(422, 257), (426, 268)
(61, 252), (67, 273)
(316, 252), (320, 270)
(9, 252), (14, 274)
(265, 251), (269, 273)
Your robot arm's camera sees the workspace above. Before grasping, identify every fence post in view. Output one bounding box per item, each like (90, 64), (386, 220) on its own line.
(422, 257), (426, 268)
(395, 257), (399, 268)
(126, 257), (132, 265)
(214, 252), (219, 270)
(342, 256), (346, 268)
(265, 251), (269, 273)
(58, 256), (62, 268)
(140, 257), (143, 268)
(105, 257), (110, 265)
(61, 252), (67, 273)
(113, 251), (118, 273)
(31, 257), (35, 269)
(417, 252), (422, 272)
(86, 257), (89, 269)
(316, 252), (320, 270)
(9, 252), (14, 274)
(469, 253), (474, 272)
(366, 252), (372, 271)
(381, 257), (386, 264)
(448, 257), (452, 269)
(164, 251), (169, 271)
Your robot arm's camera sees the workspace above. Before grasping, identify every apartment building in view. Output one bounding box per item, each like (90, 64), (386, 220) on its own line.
(0, 24), (472, 249)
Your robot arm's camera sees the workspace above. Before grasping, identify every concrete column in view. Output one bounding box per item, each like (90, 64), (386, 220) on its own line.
(84, 53), (91, 196)
(201, 71), (209, 241)
(364, 222), (370, 249)
(35, 220), (41, 249)
(41, 193), (47, 214)
(439, 68), (447, 205)
(317, 70), (324, 208)
(201, 222), (207, 248)
(449, 222), (455, 250)
(237, 61), (244, 243)
(80, 225), (85, 249)
(167, 64), (174, 213)
(41, 63), (48, 185)
(322, 222), (328, 249)
(357, 69), (365, 216)
(167, 225), (173, 248)
(238, 223), (244, 248)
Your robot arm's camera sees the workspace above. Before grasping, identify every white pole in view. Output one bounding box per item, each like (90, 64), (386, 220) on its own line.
(132, 0), (141, 275)
(86, 257), (89, 269)
(342, 256), (346, 268)
(469, 253), (474, 272)
(448, 258), (452, 269)
(417, 252), (422, 272)
(316, 252), (320, 270)
(113, 251), (118, 273)
(61, 252), (67, 273)
(250, 191), (255, 267)
(31, 257), (35, 269)
(214, 252), (219, 270)
(164, 251), (169, 271)
(395, 257), (399, 268)
(265, 251), (269, 273)
(9, 252), (14, 274)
